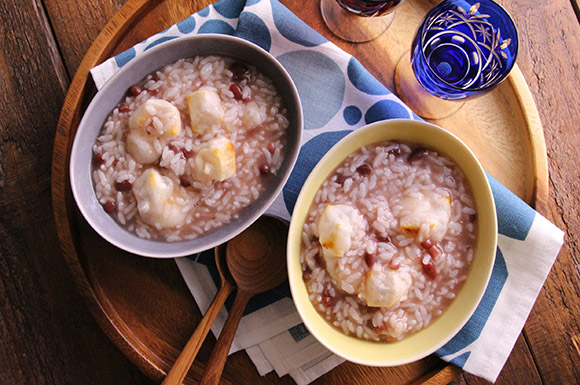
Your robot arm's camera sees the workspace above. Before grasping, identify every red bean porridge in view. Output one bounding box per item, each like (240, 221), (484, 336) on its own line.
(300, 141), (477, 341)
(92, 55), (289, 242)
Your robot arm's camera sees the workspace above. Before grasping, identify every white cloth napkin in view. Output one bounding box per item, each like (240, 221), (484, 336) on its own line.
(90, 0), (565, 382)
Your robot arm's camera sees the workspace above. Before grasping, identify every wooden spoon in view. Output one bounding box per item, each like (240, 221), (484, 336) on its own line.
(162, 245), (235, 385)
(199, 215), (289, 385)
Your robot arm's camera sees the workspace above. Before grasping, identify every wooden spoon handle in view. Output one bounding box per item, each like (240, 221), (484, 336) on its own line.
(162, 281), (235, 385)
(198, 290), (252, 385)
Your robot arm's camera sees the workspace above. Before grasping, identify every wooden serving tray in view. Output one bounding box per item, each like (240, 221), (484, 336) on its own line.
(51, 0), (548, 384)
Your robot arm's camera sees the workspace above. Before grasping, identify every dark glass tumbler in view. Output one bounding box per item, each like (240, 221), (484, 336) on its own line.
(320, 0), (406, 43)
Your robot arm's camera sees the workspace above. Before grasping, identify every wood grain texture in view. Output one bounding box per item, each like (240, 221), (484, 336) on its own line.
(44, 0), (126, 73)
(49, 0), (180, 381)
(509, 0), (580, 383)
(46, 0), (469, 382)
(199, 289), (253, 385)
(198, 216), (289, 385)
(225, 216), (288, 293)
(0, 0), (153, 384)
(162, 246), (235, 385)
(0, 0), (577, 382)
(47, 0), (554, 384)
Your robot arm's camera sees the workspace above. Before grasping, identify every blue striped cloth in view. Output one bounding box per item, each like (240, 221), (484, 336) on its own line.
(91, 0), (564, 382)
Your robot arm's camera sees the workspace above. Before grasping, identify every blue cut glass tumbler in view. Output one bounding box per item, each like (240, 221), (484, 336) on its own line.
(395, 0), (518, 119)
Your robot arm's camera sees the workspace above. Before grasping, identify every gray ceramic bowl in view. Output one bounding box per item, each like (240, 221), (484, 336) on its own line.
(70, 34), (303, 258)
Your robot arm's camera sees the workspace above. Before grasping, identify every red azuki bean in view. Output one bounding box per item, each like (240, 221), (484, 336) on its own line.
(364, 253), (376, 268)
(389, 143), (401, 156)
(409, 147), (428, 161)
(148, 88), (160, 96)
(230, 62), (250, 82)
(93, 152), (104, 166)
(356, 163), (372, 175)
(183, 149), (195, 158)
(118, 103), (130, 112)
(103, 200), (117, 213)
(422, 259), (437, 279)
(168, 144), (181, 154)
(421, 238), (442, 259)
(376, 233), (391, 243)
(335, 174), (347, 186)
(129, 85), (144, 96)
(428, 244), (442, 259)
(314, 253), (325, 268)
(420, 239), (434, 249)
(322, 296), (333, 307)
(179, 175), (192, 187)
(259, 164), (270, 175)
(267, 142), (276, 154)
(302, 267), (312, 281)
(115, 180), (132, 192)
(323, 287), (332, 297)
(230, 83), (244, 100)
(388, 258), (400, 270)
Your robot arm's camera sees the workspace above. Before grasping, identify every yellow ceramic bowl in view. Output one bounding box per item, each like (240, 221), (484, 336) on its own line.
(287, 119), (497, 366)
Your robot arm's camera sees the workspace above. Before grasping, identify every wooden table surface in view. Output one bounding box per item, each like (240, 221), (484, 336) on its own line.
(1, 0), (579, 384)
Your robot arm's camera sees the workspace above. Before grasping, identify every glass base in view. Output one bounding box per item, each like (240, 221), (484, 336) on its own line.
(320, 0), (395, 43)
(394, 52), (464, 120)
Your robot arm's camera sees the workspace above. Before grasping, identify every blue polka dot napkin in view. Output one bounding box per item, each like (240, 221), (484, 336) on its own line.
(90, 0), (564, 383)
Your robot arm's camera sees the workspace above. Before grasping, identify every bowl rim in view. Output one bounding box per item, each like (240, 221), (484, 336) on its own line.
(287, 118), (497, 366)
(70, 33), (303, 258)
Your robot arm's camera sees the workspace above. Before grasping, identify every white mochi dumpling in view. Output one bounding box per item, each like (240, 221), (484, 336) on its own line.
(128, 99), (181, 136)
(193, 136), (236, 182)
(133, 169), (186, 229)
(126, 99), (181, 164)
(126, 133), (159, 164)
(399, 190), (452, 242)
(241, 101), (266, 130)
(318, 204), (363, 259)
(187, 89), (225, 134)
(365, 266), (412, 308)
